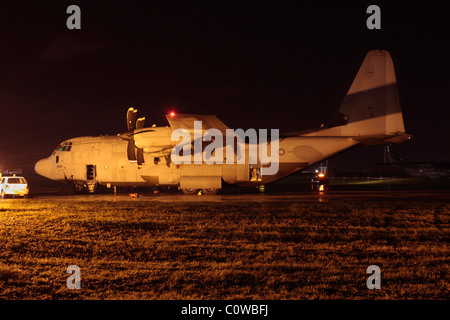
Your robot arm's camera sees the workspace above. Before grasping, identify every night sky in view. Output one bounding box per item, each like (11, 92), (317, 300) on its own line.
(0, 1), (448, 173)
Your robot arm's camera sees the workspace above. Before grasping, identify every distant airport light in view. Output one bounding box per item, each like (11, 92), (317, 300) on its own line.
(318, 173), (325, 178)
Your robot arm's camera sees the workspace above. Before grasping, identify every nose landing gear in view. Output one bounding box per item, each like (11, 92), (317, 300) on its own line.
(73, 181), (97, 194)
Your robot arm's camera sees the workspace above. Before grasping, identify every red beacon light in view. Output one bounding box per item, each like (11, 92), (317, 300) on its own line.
(169, 111), (176, 118)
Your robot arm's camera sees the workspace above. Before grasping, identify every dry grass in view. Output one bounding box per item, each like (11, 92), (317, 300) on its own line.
(0, 199), (448, 299)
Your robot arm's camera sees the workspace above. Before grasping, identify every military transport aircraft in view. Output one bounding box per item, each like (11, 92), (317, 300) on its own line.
(382, 145), (450, 179)
(35, 50), (411, 194)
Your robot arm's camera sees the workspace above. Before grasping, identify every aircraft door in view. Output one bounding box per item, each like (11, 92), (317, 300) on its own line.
(249, 164), (262, 182)
(85, 164), (97, 193)
(86, 165), (96, 180)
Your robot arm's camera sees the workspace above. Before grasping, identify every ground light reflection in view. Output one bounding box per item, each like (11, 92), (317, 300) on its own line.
(317, 185), (329, 202)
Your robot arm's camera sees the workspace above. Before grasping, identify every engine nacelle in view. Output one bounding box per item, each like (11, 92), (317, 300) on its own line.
(133, 127), (174, 154)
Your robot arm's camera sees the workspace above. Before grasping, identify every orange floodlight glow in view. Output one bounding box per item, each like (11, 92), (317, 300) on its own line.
(318, 173), (325, 178)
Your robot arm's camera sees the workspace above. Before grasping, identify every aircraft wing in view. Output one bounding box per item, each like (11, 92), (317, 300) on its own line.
(166, 114), (230, 135)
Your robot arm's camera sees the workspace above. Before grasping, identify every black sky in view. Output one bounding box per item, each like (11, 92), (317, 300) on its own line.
(0, 1), (449, 172)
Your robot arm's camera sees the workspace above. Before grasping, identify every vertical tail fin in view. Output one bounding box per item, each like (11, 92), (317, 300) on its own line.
(329, 50), (409, 143)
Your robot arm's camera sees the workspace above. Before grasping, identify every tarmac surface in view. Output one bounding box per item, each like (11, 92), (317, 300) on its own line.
(14, 189), (450, 203)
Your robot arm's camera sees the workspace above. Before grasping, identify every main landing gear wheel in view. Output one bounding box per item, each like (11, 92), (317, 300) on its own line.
(202, 188), (219, 195)
(182, 188), (199, 195)
(73, 183), (85, 193)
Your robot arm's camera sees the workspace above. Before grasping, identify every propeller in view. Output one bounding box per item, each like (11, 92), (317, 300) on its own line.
(127, 107), (138, 131)
(121, 107), (146, 166)
(135, 117), (145, 165)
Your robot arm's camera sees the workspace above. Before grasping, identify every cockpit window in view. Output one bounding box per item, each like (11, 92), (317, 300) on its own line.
(55, 142), (72, 152)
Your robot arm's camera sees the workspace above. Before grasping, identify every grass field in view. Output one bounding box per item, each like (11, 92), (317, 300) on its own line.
(0, 199), (448, 299)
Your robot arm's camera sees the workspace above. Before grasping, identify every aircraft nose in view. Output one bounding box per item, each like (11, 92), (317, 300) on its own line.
(35, 157), (53, 179)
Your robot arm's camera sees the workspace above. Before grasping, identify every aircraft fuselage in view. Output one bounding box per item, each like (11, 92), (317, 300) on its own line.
(35, 134), (358, 192)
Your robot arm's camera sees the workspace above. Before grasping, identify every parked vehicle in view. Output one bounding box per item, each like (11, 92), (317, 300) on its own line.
(0, 176), (29, 198)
